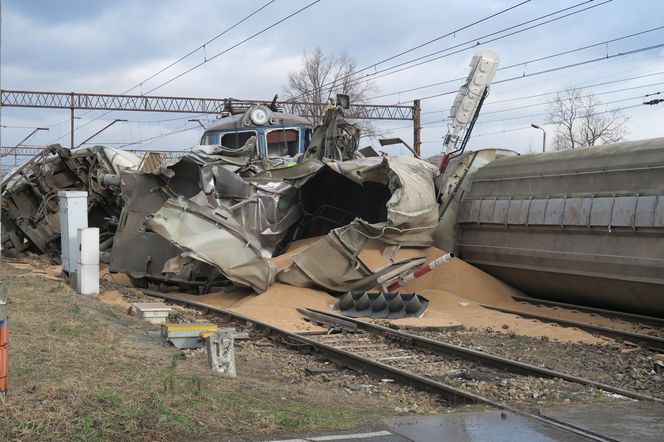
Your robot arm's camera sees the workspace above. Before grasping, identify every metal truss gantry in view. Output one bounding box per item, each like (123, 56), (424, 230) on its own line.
(0, 89), (421, 155)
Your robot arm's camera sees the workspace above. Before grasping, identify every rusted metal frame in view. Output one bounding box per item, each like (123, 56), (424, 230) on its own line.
(480, 304), (664, 352)
(306, 309), (664, 404)
(139, 289), (616, 441)
(510, 295), (664, 328)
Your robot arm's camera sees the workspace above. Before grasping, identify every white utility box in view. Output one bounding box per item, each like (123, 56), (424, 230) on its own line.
(133, 303), (172, 324)
(58, 191), (88, 274)
(77, 227), (100, 295)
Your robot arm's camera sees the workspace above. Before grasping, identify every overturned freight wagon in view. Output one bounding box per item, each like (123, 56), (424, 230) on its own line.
(443, 138), (664, 316)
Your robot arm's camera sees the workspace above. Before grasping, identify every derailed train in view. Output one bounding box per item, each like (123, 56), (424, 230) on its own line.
(436, 139), (664, 316)
(2, 102), (663, 316)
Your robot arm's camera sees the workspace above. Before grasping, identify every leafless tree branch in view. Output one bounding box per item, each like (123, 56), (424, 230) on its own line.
(546, 88), (629, 150)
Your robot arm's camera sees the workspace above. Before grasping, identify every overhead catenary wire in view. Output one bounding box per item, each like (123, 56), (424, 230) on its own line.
(362, 0), (612, 100)
(47, 1), (282, 145)
(288, 0), (535, 100)
(428, 91), (661, 129)
(454, 70), (664, 109)
(372, 23), (664, 102)
(477, 80), (664, 116)
(420, 102), (647, 144)
(307, 0), (611, 102)
(124, 0), (277, 95)
(116, 124), (201, 148)
(417, 42), (664, 102)
(388, 70), (664, 130)
(144, 0), (322, 95)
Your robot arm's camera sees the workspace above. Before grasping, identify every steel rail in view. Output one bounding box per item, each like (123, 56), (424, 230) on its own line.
(140, 289), (616, 441)
(306, 309), (664, 404)
(480, 304), (664, 352)
(510, 295), (664, 328)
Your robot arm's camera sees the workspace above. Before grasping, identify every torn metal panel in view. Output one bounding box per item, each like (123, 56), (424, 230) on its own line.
(108, 103), (440, 294)
(277, 224), (427, 293)
(147, 197), (276, 293)
(108, 162), (222, 291)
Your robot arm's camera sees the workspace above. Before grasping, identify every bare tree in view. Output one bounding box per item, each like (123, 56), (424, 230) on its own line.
(283, 48), (377, 128)
(546, 88), (629, 150)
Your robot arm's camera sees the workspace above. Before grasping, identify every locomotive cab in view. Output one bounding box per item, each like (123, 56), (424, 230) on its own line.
(200, 105), (313, 161)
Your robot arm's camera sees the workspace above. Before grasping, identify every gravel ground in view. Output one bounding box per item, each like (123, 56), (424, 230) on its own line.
(410, 327), (664, 399)
(103, 275), (662, 412)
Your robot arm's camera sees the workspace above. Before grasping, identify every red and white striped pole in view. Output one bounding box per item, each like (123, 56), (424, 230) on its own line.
(386, 252), (454, 292)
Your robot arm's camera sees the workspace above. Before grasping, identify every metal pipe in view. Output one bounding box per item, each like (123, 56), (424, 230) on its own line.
(98, 173), (121, 187)
(77, 119), (127, 147)
(531, 123), (546, 152)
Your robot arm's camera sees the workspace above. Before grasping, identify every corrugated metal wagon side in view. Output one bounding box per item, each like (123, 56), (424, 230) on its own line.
(456, 137), (664, 316)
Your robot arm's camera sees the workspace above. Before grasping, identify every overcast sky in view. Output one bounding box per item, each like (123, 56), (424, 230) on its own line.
(1, 0), (663, 162)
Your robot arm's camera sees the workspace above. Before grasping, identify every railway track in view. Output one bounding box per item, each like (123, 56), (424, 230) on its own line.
(510, 295), (664, 329)
(141, 288), (664, 441)
(480, 304), (664, 352)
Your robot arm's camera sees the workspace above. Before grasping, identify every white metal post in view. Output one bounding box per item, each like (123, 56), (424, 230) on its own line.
(77, 227), (99, 295)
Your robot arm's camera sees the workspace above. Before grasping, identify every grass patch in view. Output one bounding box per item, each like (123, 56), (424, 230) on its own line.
(0, 260), (390, 441)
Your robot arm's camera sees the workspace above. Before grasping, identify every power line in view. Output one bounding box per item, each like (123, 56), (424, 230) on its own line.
(476, 70), (664, 108)
(471, 92), (657, 126)
(477, 80), (664, 116)
(125, 0), (276, 95)
(420, 102), (646, 145)
(145, 0), (322, 95)
(373, 23), (664, 102)
(417, 42), (664, 102)
(117, 124), (200, 148)
(48, 1), (279, 145)
(289, 0), (534, 100)
(389, 71), (664, 130)
(314, 0), (610, 102)
(411, 89), (659, 132)
(364, 0), (611, 100)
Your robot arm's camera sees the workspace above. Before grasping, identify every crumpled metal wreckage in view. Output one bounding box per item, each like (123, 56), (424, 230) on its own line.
(1, 144), (141, 260)
(2, 100), (440, 319)
(109, 101), (440, 303)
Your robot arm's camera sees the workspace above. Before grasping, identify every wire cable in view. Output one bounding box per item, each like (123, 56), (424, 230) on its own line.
(417, 42), (664, 102)
(145, 0), (322, 95)
(372, 22), (663, 101)
(288, 0), (534, 100)
(48, 1), (280, 145)
(124, 0), (277, 95)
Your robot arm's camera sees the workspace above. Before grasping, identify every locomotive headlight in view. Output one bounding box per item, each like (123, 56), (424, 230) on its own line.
(249, 107), (269, 125)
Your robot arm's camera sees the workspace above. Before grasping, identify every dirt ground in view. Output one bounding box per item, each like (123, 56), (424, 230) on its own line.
(0, 258), (455, 441)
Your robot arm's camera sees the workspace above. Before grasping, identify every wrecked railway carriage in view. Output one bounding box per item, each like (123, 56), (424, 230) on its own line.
(1, 144), (140, 259)
(3, 99), (664, 317)
(108, 102), (439, 294)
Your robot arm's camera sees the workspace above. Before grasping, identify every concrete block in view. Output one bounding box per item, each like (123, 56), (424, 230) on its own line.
(207, 330), (236, 377)
(133, 303), (171, 324)
(77, 263), (99, 295)
(58, 191), (88, 273)
(78, 227), (99, 265)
